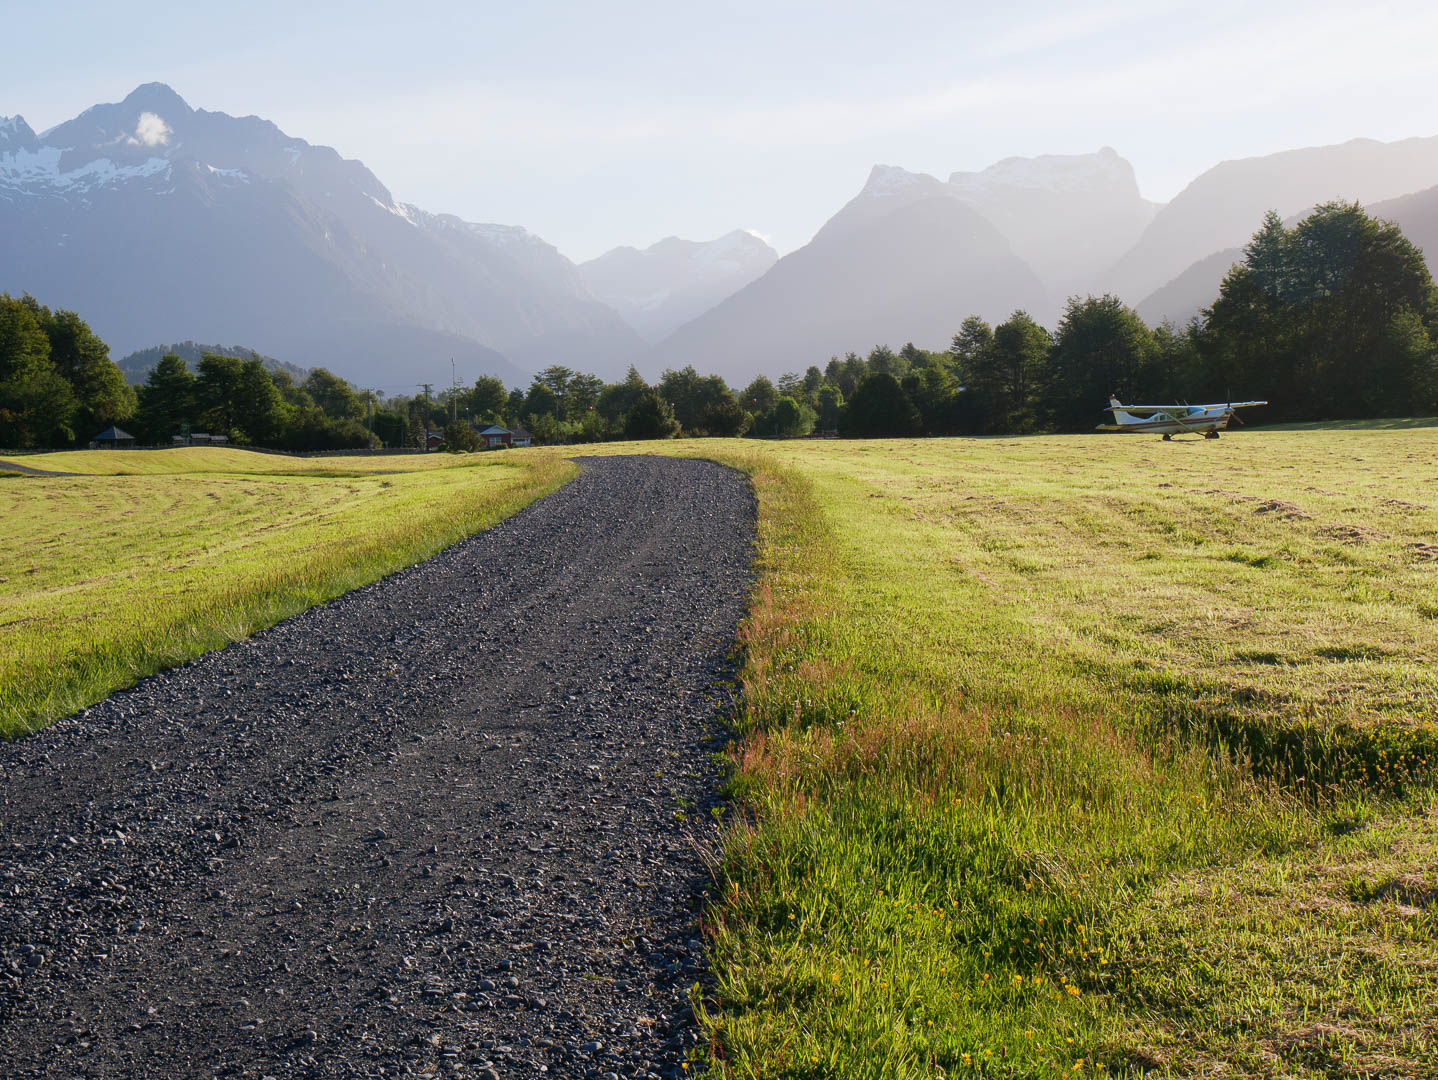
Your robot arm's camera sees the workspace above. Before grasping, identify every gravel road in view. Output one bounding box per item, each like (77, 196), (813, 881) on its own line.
(0, 455), (754, 1080)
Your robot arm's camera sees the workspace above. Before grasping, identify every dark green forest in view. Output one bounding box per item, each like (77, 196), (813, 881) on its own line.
(3, 202), (1435, 452)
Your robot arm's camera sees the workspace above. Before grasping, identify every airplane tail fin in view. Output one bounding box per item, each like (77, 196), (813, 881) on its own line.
(1108, 395), (1123, 411)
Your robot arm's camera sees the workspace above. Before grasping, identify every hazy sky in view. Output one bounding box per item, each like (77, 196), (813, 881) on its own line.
(6, 0), (1437, 261)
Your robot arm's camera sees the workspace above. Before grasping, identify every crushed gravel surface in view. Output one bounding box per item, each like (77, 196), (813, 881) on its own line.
(0, 455), (754, 1079)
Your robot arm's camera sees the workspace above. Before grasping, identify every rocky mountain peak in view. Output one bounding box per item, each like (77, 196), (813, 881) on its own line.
(578, 229), (779, 344)
(118, 82), (194, 126)
(949, 147), (1140, 198)
(0, 115), (38, 152)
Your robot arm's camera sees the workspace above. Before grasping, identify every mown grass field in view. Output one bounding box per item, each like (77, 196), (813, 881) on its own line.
(5, 426), (1437, 1077)
(620, 424), (1438, 1079)
(0, 447), (575, 736)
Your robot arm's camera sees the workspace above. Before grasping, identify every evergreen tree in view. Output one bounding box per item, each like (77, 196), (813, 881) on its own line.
(523, 380), (560, 420)
(659, 365), (732, 432)
(816, 384), (844, 431)
(136, 352), (196, 440)
(949, 315), (994, 384)
(505, 388), (526, 424)
(624, 391), (681, 439)
(867, 344), (908, 380)
(34, 302), (134, 433)
(195, 354), (246, 434)
(443, 419), (479, 452)
(0, 295), (77, 448)
(906, 356), (961, 433)
(700, 393), (751, 437)
(597, 367), (650, 427)
(233, 357), (290, 444)
(771, 395), (815, 437)
(1044, 295), (1155, 431)
(740, 375), (778, 417)
(1199, 201), (1438, 420)
(969, 311), (1049, 433)
(304, 368), (365, 421)
(802, 365), (825, 402)
(839, 352), (868, 397)
(844, 372), (922, 437)
(467, 375), (509, 423)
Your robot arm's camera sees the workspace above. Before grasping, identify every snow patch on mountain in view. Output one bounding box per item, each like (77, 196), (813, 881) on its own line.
(948, 147), (1131, 196)
(862, 164), (946, 199)
(0, 146), (171, 194)
(369, 195), (417, 224)
(205, 164), (249, 182)
(466, 222), (539, 247)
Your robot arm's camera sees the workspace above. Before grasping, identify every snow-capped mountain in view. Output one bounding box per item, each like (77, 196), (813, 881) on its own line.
(0, 83), (642, 386)
(578, 230), (778, 343)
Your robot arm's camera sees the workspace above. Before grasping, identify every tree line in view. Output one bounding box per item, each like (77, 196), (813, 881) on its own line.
(3, 202), (1434, 452)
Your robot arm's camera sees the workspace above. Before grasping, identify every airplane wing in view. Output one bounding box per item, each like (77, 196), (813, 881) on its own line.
(1112, 400), (1268, 412)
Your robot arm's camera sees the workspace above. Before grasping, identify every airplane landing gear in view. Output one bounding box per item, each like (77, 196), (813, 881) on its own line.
(1205, 430), (1220, 439)
(1162, 434), (1172, 441)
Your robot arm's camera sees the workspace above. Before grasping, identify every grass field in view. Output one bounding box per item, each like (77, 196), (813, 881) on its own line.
(0, 447), (575, 736)
(620, 426), (1438, 1079)
(5, 428), (1437, 1077)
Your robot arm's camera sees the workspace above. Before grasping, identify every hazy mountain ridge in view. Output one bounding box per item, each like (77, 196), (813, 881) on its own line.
(7, 87), (1438, 388)
(813, 149), (1157, 303)
(947, 148), (1160, 301)
(646, 149), (1150, 382)
(654, 136), (1438, 383)
(115, 342), (310, 385)
(579, 230), (778, 343)
(1371, 185), (1438, 263)
(1135, 180), (1438, 327)
(1105, 135), (1438, 306)
(0, 83), (645, 386)
(647, 191), (1048, 384)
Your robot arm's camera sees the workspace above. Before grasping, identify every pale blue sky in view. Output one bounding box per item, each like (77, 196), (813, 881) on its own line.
(6, 0), (1437, 260)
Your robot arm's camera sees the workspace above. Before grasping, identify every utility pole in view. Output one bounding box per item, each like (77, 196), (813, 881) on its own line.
(419, 383), (433, 448)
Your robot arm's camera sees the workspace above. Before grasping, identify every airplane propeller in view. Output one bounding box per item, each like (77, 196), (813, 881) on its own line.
(1226, 388), (1246, 424)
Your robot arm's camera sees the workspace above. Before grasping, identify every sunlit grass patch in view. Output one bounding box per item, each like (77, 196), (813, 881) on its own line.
(649, 425), (1438, 1078)
(1105, 797), (1438, 1077)
(0, 447), (575, 736)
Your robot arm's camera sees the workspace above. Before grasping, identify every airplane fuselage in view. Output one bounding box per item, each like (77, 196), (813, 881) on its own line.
(1106, 404), (1233, 434)
(1100, 397), (1267, 438)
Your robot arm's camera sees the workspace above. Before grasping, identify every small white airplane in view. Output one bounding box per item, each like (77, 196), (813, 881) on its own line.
(1099, 395), (1267, 439)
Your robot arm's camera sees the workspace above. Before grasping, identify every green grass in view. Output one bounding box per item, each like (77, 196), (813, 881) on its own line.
(604, 428), (1438, 1079)
(7, 431), (1438, 1076)
(0, 446), (575, 736)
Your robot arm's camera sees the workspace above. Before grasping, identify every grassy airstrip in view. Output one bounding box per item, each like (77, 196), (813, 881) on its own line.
(5, 426), (1438, 1077)
(0, 447), (576, 736)
(662, 423), (1438, 1079)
